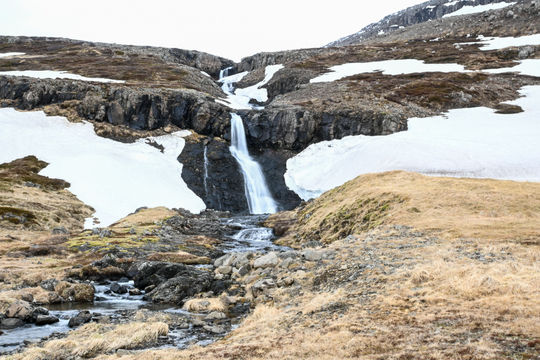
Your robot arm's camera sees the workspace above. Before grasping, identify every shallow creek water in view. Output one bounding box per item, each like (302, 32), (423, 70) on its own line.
(0, 215), (284, 355)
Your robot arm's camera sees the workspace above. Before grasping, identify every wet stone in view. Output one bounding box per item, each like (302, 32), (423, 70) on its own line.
(0, 318), (24, 329)
(110, 282), (128, 294)
(35, 315), (59, 326)
(68, 311), (93, 328)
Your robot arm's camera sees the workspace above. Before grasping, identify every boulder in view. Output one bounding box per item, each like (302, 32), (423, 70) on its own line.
(130, 262), (191, 290)
(215, 266), (232, 275)
(253, 252), (279, 269)
(251, 278), (276, 298)
(204, 311), (227, 321)
(143, 266), (214, 304)
(68, 311), (93, 328)
(203, 324), (226, 333)
(110, 282), (128, 294)
(35, 315), (59, 326)
(302, 249), (324, 261)
(54, 281), (95, 302)
(5, 301), (33, 321)
(0, 318), (24, 329)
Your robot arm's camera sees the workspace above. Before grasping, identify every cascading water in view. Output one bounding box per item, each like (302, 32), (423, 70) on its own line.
(229, 114), (277, 214)
(203, 145), (209, 196)
(218, 67), (279, 214)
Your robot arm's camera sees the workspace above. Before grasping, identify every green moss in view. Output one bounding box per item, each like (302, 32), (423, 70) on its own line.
(310, 194), (405, 243)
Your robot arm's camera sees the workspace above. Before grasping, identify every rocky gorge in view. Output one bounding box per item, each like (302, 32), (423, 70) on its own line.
(0, 0), (540, 358)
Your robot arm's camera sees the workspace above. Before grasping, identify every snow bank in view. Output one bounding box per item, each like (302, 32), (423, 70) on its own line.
(442, 2), (515, 18)
(444, 1), (460, 7)
(483, 59), (540, 77)
(217, 65), (283, 110)
(477, 34), (540, 51)
(310, 59), (468, 83)
(285, 86), (540, 200)
(0, 70), (125, 84)
(0, 108), (205, 227)
(0, 52), (25, 58)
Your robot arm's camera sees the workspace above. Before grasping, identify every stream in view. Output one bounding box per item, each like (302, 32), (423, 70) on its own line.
(0, 215), (283, 355)
(1, 66), (284, 355)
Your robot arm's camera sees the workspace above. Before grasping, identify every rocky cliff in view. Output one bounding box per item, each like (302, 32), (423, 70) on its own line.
(327, 0), (533, 47)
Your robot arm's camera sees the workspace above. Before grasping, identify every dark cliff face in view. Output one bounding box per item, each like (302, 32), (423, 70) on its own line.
(0, 76), (232, 137)
(179, 136), (301, 213)
(179, 136), (248, 213)
(239, 108), (407, 151)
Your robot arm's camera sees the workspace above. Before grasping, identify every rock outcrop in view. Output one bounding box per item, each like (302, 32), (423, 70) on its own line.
(327, 0), (538, 46)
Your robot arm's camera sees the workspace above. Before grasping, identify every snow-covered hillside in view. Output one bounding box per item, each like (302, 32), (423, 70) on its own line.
(0, 109), (205, 227)
(0, 70), (125, 83)
(285, 85), (540, 200)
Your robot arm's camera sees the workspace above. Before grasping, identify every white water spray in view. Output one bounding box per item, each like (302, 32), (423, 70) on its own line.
(218, 67), (281, 214)
(203, 145), (209, 196)
(229, 113), (277, 214)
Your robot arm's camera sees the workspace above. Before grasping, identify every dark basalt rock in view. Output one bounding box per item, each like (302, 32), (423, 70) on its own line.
(68, 311), (93, 328)
(35, 315), (59, 326)
(179, 136), (247, 213)
(0, 318), (24, 329)
(0, 76), (231, 136)
(179, 134), (301, 213)
(145, 273), (213, 304)
(109, 282), (128, 294)
(239, 107), (405, 151)
(129, 261), (215, 305)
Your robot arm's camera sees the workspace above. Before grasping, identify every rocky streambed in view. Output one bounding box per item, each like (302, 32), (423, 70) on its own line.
(0, 212), (289, 356)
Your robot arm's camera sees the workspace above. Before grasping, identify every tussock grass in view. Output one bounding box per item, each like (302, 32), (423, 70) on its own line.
(183, 297), (227, 313)
(13, 322), (168, 359)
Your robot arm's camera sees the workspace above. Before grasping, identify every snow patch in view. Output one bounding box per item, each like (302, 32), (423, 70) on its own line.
(0, 52), (25, 58)
(285, 86), (540, 200)
(0, 108), (205, 227)
(310, 59), (468, 83)
(483, 59), (540, 77)
(442, 2), (516, 18)
(444, 1), (460, 7)
(476, 34), (540, 51)
(0, 70), (125, 84)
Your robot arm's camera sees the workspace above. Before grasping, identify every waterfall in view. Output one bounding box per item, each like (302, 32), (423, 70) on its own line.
(203, 145), (209, 196)
(229, 113), (277, 214)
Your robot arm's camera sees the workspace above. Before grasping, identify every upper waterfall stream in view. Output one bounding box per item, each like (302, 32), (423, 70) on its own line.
(229, 114), (277, 214)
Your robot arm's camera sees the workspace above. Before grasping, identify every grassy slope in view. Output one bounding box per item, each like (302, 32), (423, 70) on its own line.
(271, 171), (540, 246)
(89, 171), (539, 360)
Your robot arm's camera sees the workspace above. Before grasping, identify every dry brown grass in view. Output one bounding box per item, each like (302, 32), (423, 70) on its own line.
(11, 322), (168, 360)
(182, 297), (228, 313)
(274, 171), (540, 247)
(146, 251), (210, 265)
(0, 156), (93, 234)
(110, 207), (176, 228)
(89, 171), (540, 360)
(7, 171), (540, 360)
